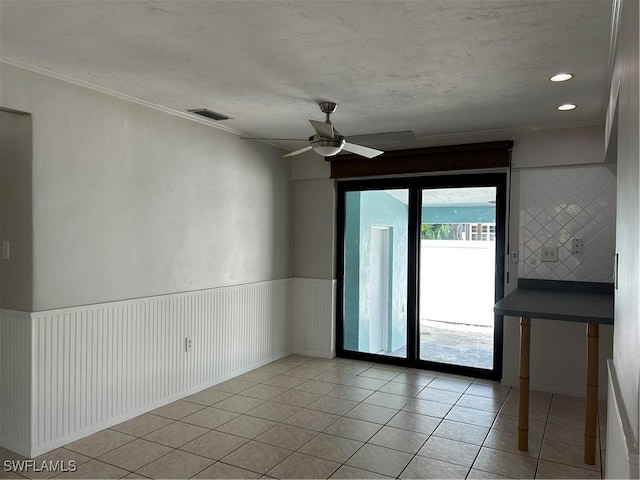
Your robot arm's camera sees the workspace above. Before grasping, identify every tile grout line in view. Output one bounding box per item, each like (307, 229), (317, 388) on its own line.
(250, 361), (434, 478)
(197, 359), (366, 478)
(313, 365), (485, 477)
(464, 382), (512, 479)
(40, 356), (603, 480)
(533, 392), (555, 479)
(258, 364), (415, 478)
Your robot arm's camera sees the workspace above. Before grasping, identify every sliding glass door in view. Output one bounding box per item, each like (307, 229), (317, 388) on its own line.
(337, 174), (506, 379)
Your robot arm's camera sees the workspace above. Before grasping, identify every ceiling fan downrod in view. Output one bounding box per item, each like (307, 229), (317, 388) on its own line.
(318, 101), (338, 123)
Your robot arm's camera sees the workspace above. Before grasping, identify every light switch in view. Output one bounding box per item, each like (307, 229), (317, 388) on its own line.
(1, 241), (9, 260)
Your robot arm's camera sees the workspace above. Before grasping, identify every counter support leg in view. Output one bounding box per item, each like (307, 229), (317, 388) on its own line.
(518, 316), (531, 451)
(585, 323), (599, 465)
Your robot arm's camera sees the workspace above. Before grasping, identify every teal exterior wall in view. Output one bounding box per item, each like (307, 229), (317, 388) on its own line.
(344, 190), (408, 354)
(343, 192), (361, 351)
(422, 205), (495, 223)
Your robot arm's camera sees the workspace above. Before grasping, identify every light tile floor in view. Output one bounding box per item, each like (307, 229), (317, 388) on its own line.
(1, 355), (607, 479)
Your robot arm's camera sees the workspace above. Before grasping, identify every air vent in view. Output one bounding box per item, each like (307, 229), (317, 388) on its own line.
(188, 109), (231, 121)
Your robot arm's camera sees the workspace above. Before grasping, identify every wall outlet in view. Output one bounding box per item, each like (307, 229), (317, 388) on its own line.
(1, 241), (9, 260)
(511, 251), (519, 263)
(541, 246), (558, 262)
(185, 336), (193, 353)
(572, 238), (584, 254)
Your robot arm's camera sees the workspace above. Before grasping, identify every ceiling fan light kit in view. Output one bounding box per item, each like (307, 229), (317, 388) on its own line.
(311, 137), (345, 157)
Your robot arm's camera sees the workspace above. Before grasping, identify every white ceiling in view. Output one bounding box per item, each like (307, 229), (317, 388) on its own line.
(0, 0), (614, 151)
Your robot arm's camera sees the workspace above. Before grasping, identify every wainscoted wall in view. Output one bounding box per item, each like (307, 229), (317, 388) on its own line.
(519, 165), (616, 282)
(292, 278), (336, 358)
(0, 310), (32, 456)
(3, 280), (292, 457)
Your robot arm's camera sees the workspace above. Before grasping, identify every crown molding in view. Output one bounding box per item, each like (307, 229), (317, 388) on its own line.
(0, 57), (244, 137)
(601, 0), (623, 120)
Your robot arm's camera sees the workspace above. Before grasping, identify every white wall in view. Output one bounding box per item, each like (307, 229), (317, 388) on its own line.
(510, 125), (605, 169)
(606, 0), (640, 477)
(293, 125), (615, 398)
(291, 152), (336, 357)
(0, 63), (295, 456)
(294, 176), (334, 280)
(1, 63), (293, 311)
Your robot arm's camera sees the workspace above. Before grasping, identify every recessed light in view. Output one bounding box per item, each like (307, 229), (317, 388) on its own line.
(550, 73), (574, 82)
(557, 103), (577, 111)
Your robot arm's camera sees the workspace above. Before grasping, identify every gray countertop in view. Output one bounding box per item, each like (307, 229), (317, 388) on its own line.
(494, 280), (614, 324)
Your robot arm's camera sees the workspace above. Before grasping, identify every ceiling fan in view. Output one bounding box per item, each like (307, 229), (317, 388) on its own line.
(242, 102), (414, 159)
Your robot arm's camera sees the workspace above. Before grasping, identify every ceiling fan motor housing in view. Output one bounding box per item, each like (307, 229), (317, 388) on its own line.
(319, 102), (338, 114)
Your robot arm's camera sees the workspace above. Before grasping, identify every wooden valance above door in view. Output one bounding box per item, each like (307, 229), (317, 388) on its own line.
(329, 140), (513, 179)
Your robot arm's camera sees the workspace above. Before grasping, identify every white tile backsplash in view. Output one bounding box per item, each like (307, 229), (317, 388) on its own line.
(519, 166), (616, 282)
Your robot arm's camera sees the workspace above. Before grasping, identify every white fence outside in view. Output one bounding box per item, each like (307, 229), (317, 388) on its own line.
(420, 240), (495, 327)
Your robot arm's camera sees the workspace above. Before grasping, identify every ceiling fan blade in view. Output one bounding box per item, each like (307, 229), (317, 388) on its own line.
(343, 142), (384, 159)
(240, 137), (307, 141)
(309, 119), (334, 139)
(345, 131), (414, 145)
(283, 145), (313, 158)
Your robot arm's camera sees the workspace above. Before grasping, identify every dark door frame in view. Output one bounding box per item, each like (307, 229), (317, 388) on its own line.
(335, 172), (507, 381)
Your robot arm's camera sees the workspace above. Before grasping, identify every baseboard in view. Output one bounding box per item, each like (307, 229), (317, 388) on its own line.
(0, 438), (31, 459)
(292, 348), (336, 359)
(527, 381), (607, 401)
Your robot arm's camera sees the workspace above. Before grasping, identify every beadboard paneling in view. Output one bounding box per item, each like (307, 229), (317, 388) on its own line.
(26, 279), (291, 456)
(0, 310), (32, 456)
(292, 278), (335, 358)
